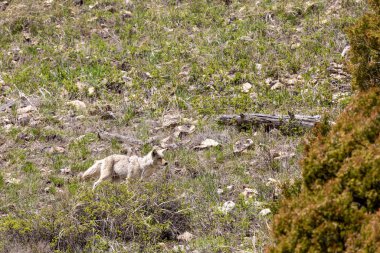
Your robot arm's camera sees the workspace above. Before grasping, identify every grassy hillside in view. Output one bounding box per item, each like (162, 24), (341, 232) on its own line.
(0, 0), (366, 252)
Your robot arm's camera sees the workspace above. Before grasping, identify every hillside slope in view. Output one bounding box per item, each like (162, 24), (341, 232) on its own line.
(0, 0), (366, 252)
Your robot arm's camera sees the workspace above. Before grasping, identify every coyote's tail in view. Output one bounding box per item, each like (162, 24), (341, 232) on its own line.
(80, 160), (102, 180)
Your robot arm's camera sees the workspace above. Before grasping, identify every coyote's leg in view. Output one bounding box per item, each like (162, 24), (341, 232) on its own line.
(92, 158), (114, 190)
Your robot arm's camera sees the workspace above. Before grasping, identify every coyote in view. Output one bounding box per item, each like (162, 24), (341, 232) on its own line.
(81, 148), (168, 189)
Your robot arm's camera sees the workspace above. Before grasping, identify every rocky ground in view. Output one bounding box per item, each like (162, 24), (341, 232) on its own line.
(0, 0), (366, 252)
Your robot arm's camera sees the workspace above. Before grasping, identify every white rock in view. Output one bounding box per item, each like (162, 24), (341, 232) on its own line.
(256, 63), (262, 74)
(60, 167), (71, 174)
(270, 81), (284, 90)
(259, 208), (271, 216)
(75, 81), (87, 91)
(172, 245), (189, 252)
(177, 231), (194, 242)
(88, 86), (95, 96)
(218, 201), (235, 214)
(173, 124), (195, 138)
(160, 136), (178, 149)
(226, 185), (234, 191)
(241, 187), (258, 198)
(241, 82), (252, 93)
(5, 177), (21, 185)
(233, 138), (254, 154)
(341, 45), (351, 58)
(66, 100), (86, 110)
(193, 138), (220, 150)
(17, 105), (36, 114)
(217, 188), (224, 195)
(162, 114), (181, 128)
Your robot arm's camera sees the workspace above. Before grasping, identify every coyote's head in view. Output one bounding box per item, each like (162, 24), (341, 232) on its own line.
(151, 148), (168, 167)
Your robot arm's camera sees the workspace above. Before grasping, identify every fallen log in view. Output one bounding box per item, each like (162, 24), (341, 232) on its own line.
(218, 113), (321, 128)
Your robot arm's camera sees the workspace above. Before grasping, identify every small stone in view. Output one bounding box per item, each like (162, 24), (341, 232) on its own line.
(18, 114), (31, 126)
(173, 245), (189, 253)
(270, 81), (284, 90)
(101, 111), (116, 120)
(0, 1), (9, 11)
(233, 138), (254, 154)
(242, 82), (252, 93)
(341, 45), (350, 58)
(218, 201), (236, 214)
(44, 186), (52, 193)
(177, 231), (194, 242)
(217, 188), (224, 195)
(17, 105), (36, 114)
(88, 86), (95, 96)
(270, 149), (280, 158)
(162, 114), (181, 128)
(226, 185), (234, 191)
(5, 177), (21, 185)
(160, 136), (178, 149)
(193, 138), (220, 150)
(67, 100), (86, 110)
(173, 124), (195, 138)
(73, 0), (83, 5)
(259, 208), (271, 216)
(255, 63), (262, 74)
(291, 42), (301, 50)
(60, 167), (71, 174)
(121, 10), (133, 19)
(241, 187), (258, 198)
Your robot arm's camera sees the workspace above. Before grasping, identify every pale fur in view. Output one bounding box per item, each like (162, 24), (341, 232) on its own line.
(81, 149), (167, 189)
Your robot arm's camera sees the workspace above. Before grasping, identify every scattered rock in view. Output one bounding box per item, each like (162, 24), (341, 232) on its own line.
(0, 1), (9, 11)
(217, 188), (224, 195)
(162, 114), (181, 128)
(270, 81), (284, 90)
(67, 100), (86, 110)
(256, 63), (262, 75)
(142, 72), (152, 79)
(266, 178), (282, 197)
(5, 177), (21, 185)
(101, 111), (116, 120)
(160, 136), (178, 149)
(173, 124), (195, 138)
(241, 82), (252, 93)
(259, 208), (271, 216)
(272, 151), (296, 160)
(73, 0), (83, 5)
(341, 45), (350, 58)
(241, 187), (258, 198)
(226, 185), (234, 191)
(218, 201), (236, 214)
(88, 86), (95, 96)
(233, 138), (254, 154)
(17, 105), (36, 114)
(173, 245), (190, 253)
(75, 81), (88, 91)
(60, 167), (71, 175)
(332, 92), (351, 103)
(0, 100), (16, 112)
(44, 186), (52, 193)
(193, 138), (220, 150)
(17, 114), (31, 126)
(46, 146), (66, 154)
(121, 10), (133, 19)
(291, 42), (301, 50)
(177, 231), (194, 242)
(122, 75), (133, 86)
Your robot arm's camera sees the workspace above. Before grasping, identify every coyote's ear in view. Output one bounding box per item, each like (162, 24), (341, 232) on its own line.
(152, 149), (158, 158)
